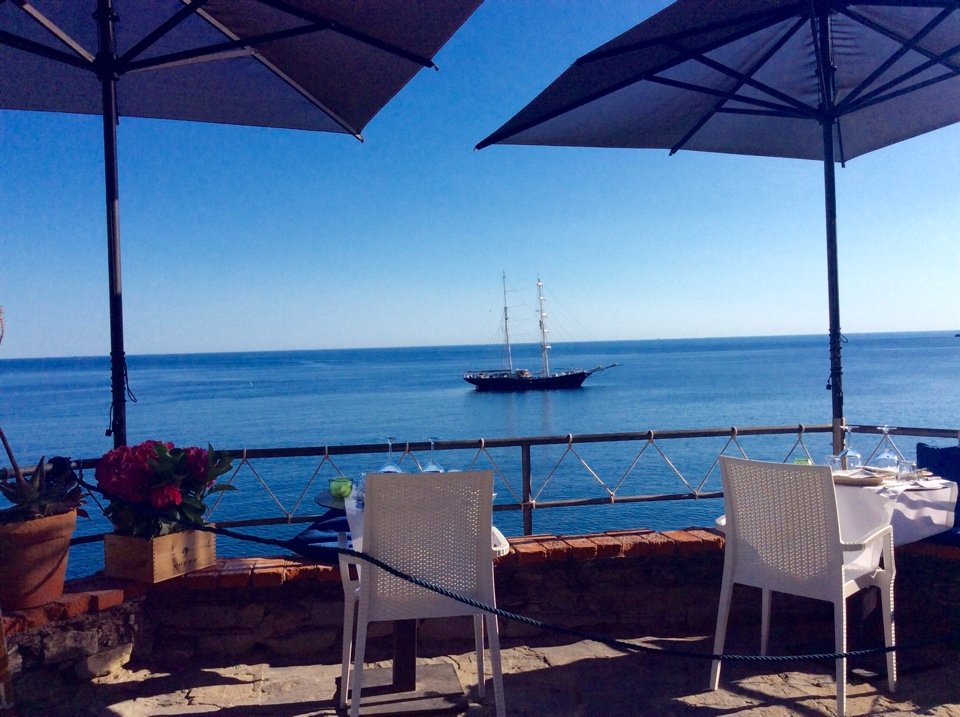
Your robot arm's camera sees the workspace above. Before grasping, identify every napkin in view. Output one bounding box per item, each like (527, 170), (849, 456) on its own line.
(833, 469), (885, 486)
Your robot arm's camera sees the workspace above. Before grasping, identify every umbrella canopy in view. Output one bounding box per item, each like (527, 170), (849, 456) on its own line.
(0, 0), (480, 447)
(477, 0), (960, 451)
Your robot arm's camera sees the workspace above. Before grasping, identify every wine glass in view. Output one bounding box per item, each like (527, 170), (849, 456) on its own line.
(378, 437), (402, 473)
(873, 426), (899, 469)
(838, 427), (861, 469)
(421, 437), (444, 473)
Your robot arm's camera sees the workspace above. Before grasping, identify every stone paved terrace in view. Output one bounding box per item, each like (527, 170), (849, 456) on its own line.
(10, 635), (960, 716)
(5, 529), (960, 716)
(11, 639), (960, 717)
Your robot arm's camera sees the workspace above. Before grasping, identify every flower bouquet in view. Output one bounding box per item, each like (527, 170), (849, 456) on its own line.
(96, 440), (233, 539)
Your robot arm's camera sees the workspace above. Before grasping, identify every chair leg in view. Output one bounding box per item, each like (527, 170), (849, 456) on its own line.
(834, 599), (847, 717)
(881, 580), (897, 692)
(350, 614), (369, 717)
(340, 597), (356, 709)
(473, 614), (486, 698)
(710, 575), (734, 690)
(484, 612), (505, 717)
(760, 588), (772, 655)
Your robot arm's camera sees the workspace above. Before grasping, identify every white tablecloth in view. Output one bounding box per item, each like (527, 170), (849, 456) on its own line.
(836, 480), (957, 547)
(715, 478), (957, 569)
(345, 497), (364, 552)
(836, 479), (957, 569)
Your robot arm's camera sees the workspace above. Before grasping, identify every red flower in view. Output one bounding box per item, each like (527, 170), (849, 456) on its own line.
(150, 484), (182, 509)
(96, 445), (150, 503)
(97, 439), (231, 538)
(96, 440), (176, 504)
(183, 446), (209, 484)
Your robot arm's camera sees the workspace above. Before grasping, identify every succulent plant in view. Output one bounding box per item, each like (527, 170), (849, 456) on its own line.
(0, 429), (86, 525)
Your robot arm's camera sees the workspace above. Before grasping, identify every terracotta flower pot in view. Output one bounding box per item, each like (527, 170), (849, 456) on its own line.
(0, 510), (76, 611)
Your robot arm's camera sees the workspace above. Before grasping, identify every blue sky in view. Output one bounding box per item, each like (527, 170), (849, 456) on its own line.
(2, 1), (959, 360)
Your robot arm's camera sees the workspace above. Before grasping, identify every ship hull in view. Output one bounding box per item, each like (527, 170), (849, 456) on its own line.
(463, 369), (590, 392)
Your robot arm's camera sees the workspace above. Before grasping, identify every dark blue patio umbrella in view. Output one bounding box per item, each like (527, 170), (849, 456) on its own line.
(0, 0), (481, 447)
(477, 1), (960, 451)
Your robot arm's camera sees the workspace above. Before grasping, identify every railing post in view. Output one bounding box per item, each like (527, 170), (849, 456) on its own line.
(832, 416), (845, 455)
(521, 442), (533, 535)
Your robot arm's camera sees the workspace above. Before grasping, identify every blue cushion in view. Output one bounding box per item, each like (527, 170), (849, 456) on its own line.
(292, 528), (341, 544)
(917, 443), (960, 481)
(922, 528), (960, 546)
(288, 507), (351, 562)
(917, 443), (960, 545)
(291, 542), (341, 562)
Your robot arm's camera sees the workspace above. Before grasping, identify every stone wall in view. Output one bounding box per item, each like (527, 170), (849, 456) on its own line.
(4, 529), (959, 684)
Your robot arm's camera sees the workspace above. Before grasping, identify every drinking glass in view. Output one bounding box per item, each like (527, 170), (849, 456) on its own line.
(328, 476), (353, 500)
(897, 459), (917, 481)
(421, 437), (444, 473)
(315, 475), (353, 508)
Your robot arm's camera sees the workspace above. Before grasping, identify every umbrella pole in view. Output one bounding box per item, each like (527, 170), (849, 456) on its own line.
(816, 7), (844, 455)
(823, 123), (844, 454)
(97, 0), (127, 448)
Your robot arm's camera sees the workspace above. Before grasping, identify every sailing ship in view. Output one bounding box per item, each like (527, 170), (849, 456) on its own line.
(463, 274), (618, 392)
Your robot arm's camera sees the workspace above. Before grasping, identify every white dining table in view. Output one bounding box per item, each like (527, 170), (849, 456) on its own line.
(836, 477), (957, 568)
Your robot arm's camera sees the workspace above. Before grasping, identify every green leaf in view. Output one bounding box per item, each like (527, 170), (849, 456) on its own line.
(180, 494), (204, 510)
(206, 484), (237, 494)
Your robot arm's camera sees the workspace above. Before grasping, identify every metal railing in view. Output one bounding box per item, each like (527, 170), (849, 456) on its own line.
(67, 422), (959, 544)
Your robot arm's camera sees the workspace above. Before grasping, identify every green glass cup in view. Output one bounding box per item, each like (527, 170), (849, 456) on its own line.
(329, 477), (353, 500)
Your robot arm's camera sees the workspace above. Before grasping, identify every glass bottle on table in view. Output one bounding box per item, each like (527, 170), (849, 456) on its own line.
(353, 475), (366, 509)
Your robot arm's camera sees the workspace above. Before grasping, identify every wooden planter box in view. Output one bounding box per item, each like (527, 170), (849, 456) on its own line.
(104, 529), (216, 583)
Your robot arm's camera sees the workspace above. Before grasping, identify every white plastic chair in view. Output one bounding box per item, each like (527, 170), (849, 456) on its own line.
(711, 457), (896, 717)
(339, 470), (505, 717)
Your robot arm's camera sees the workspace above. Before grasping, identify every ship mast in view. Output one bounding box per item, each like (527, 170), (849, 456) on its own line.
(537, 276), (551, 376)
(502, 271), (513, 372)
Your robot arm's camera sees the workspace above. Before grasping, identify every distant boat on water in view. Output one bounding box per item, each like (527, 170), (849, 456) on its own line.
(464, 274), (619, 392)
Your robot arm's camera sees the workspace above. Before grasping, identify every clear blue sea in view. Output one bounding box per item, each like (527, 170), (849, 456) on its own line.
(2, 331), (958, 578)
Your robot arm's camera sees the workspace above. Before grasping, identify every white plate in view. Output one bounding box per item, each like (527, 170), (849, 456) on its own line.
(907, 479), (949, 491)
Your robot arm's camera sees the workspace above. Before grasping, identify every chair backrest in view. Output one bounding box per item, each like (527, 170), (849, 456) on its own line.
(360, 470), (495, 622)
(719, 457), (844, 600)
